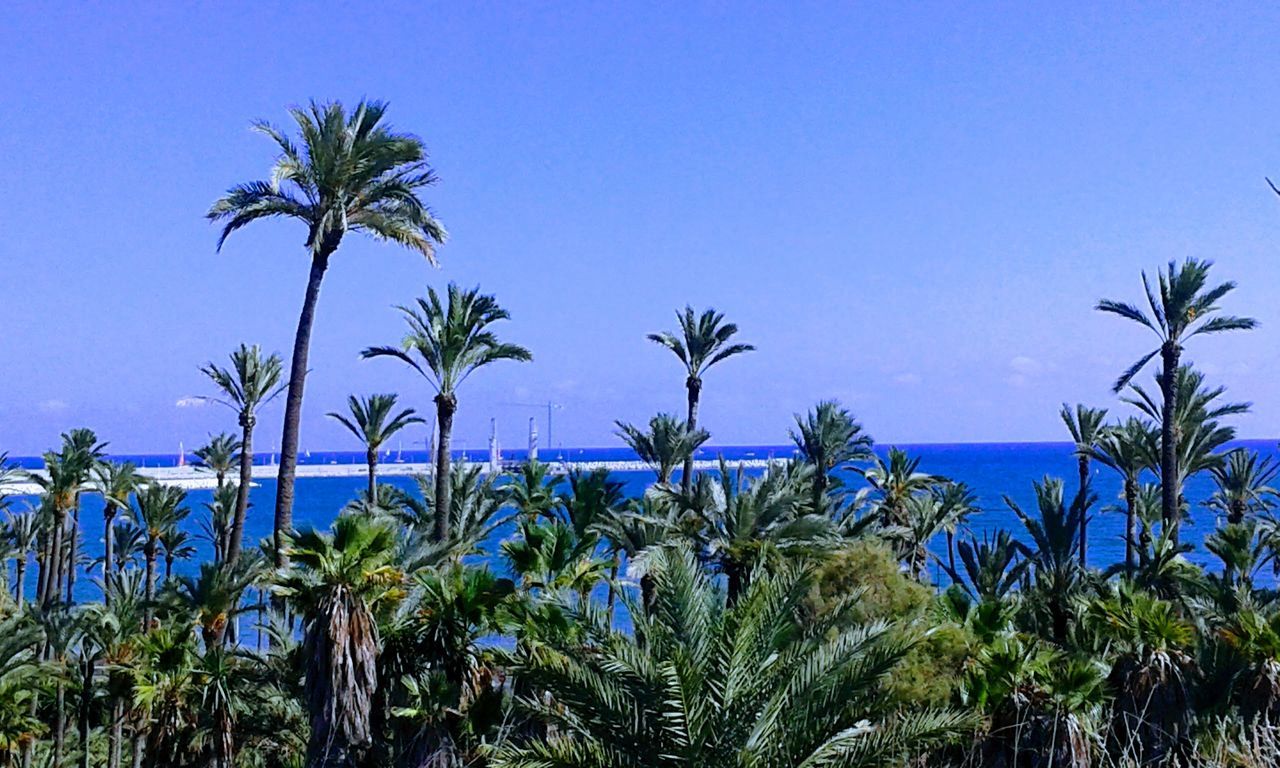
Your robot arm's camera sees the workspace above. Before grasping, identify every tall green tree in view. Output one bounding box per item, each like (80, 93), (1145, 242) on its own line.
(327, 393), (423, 499)
(92, 461), (146, 597)
(1060, 403), (1108, 566)
(1088, 418), (1156, 573)
(790, 400), (874, 512)
(133, 485), (190, 619)
(276, 515), (404, 768)
(209, 99), (447, 567)
(1097, 258), (1255, 537)
(201, 344), (285, 566)
(1206, 448), (1279, 524)
(192, 433), (242, 490)
(614, 413), (709, 485)
(648, 307), (754, 492)
(363, 284), (531, 542)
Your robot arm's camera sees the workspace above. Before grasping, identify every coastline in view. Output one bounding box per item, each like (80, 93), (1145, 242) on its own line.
(1, 457), (782, 495)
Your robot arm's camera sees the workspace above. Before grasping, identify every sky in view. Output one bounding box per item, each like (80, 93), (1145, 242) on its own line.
(3, 2), (1280, 456)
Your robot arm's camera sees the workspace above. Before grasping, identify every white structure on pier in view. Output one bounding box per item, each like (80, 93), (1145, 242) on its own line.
(488, 418), (501, 473)
(528, 416), (538, 462)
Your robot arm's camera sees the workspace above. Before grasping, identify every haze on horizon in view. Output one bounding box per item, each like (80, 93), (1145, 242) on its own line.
(3, 3), (1280, 456)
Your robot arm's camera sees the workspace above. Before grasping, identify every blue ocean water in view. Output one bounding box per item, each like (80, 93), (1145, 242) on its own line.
(9, 440), (1278, 600)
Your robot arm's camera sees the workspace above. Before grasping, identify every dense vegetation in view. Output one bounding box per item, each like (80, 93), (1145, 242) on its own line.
(4, 101), (1280, 768)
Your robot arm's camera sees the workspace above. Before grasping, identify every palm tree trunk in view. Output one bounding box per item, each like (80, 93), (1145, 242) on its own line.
(108, 698), (124, 768)
(946, 530), (956, 582)
(1160, 343), (1180, 541)
(79, 655), (94, 768)
(54, 678), (66, 768)
(1077, 456), (1089, 567)
(433, 394), (457, 543)
(605, 555), (620, 627)
(65, 505), (81, 604)
(15, 557), (25, 605)
(1124, 479), (1137, 575)
(682, 377), (701, 495)
(274, 250), (331, 568)
(367, 448), (377, 501)
(45, 509), (66, 608)
(165, 553), (174, 580)
(144, 545), (157, 626)
(131, 732), (146, 768)
(228, 417), (255, 567)
(104, 502), (118, 601)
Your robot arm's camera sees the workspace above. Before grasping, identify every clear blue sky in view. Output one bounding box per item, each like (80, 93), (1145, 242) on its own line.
(3, 2), (1280, 456)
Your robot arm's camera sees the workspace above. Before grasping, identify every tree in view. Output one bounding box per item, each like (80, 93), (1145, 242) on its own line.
(647, 307), (754, 492)
(858, 447), (943, 528)
(362, 283), (531, 543)
(1206, 448), (1279, 525)
(5, 510), (38, 606)
(1060, 404), (1107, 566)
(1097, 259), (1255, 537)
(490, 546), (967, 768)
(209, 99), (447, 568)
(327, 393), (423, 499)
(1006, 477), (1092, 640)
(1088, 418), (1156, 574)
(790, 400), (874, 512)
(201, 343), (285, 566)
(192, 433), (242, 490)
(275, 515), (404, 768)
(133, 484), (190, 619)
(92, 461), (147, 596)
(614, 413), (709, 485)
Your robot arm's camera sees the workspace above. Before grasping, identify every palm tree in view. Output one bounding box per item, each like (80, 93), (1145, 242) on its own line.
(209, 100), (447, 568)
(490, 546), (967, 768)
(192, 433), (242, 490)
(648, 307), (754, 492)
(1060, 403), (1107, 566)
(1089, 418), (1157, 574)
(858, 447), (943, 528)
(201, 343), (285, 566)
(614, 413), (709, 484)
(934, 481), (979, 578)
(790, 400), (874, 512)
(5, 510), (38, 605)
(1097, 258), (1256, 535)
(92, 461), (146, 595)
(1006, 477), (1092, 640)
(362, 284), (531, 542)
(327, 393), (424, 499)
(505, 460), (564, 520)
(133, 484), (190, 618)
(1206, 448), (1279, 525)
(275, 514), (404, 768)
(58, 429), (107, 605)
(199, 483), (239, 564)
(159, 527), (195, 580)
(951, 529), (1029, 602)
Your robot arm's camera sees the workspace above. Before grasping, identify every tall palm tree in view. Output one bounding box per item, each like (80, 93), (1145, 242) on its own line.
(1060, 404), (1108, 566)
(1097, 258), (1256, 535)
(92, 461), (146, 596)
(133, 485), (190, 618)
(1206, 448), (1280, 524)
(209, 99), (447, 567)
(192, 433), (242, 490)
(790, 400), (874, 512)
(362, 284), (531, 541)
(326, 393), (423, 499)
(858, 447), (943, 528)
(275, 514), (404, 768)
(201, 344), (285, 566)
(159, 527), (195, 580)
(5, 509), (40, 606)
(1088, 418), (1157, 573)
(648, 307), (754, 492)
(933, 481), (980, 578)
(58, 429), (107, 605)
(490, 547), (966, 768)
(1006, 477), (1093, 640)
(614, 413), (709, 484)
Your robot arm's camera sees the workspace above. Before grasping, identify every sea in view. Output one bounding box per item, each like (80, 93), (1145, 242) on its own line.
(8, 440), (1279, 603)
